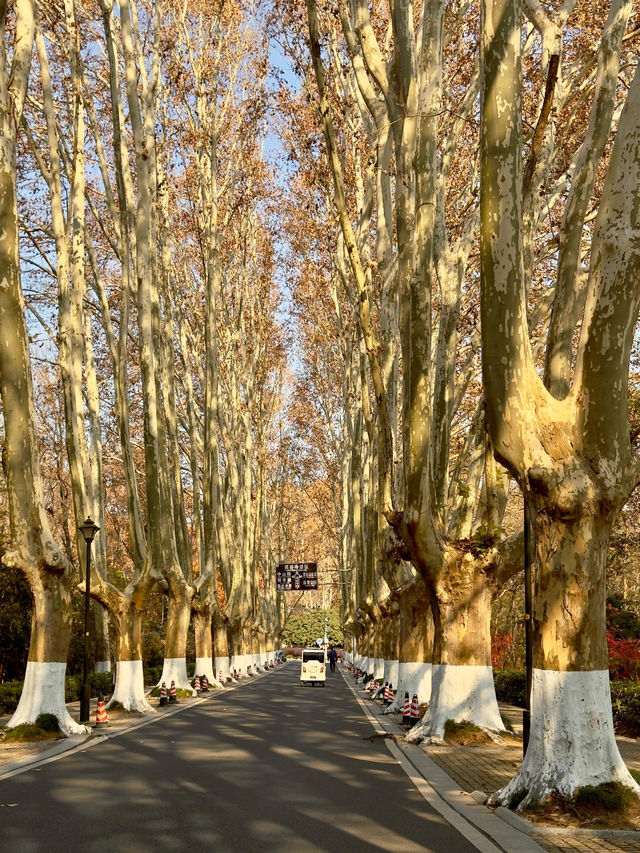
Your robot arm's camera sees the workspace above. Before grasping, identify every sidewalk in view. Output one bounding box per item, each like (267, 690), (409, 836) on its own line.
(351, 678), (640, 853)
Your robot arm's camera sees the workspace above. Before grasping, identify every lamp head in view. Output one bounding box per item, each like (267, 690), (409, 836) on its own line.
(79, 516), (100, 544)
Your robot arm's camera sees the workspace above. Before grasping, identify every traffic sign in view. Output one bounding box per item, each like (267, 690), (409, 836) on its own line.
(276, 562), (318, 591)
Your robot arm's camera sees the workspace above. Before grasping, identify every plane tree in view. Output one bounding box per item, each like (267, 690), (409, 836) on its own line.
(480, 0), (640, 804)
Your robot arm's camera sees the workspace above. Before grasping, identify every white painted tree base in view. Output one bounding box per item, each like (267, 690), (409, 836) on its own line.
(110, 659), (155, 713)
(214, 658), (231, 681)
(373, 658), (385, 679)
(490, 669), (640, 809)
(158, 657), (196, 695)
(231, 654), (250, 677)
(8, 662), (90, 735)
(194, 657), (214, 681)
(94, 660), (111, 674)
(406, 664), (504, 743)
(381, 659), (399, 706)
(384, 662), (432, 715)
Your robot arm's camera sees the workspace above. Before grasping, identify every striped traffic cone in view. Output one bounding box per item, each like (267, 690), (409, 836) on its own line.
(94, 695), (109, 728)
(383, 683), (391, 705)
(193, 675), (201, 692)
(379, 681), (388, 701)
(409, 694), (420, 727)
(159, 682), (168, 706)
(169, 680), (178, 704)
(387, 684), (395, 706)
(201, 675), (209, 692)
(218, 670), (225, 684)
(402, 692), (411, 727)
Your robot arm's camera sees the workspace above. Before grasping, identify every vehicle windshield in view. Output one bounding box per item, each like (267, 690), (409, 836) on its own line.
(302, 651), (324, 662)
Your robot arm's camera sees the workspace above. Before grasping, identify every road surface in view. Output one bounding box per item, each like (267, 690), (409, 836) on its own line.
(0, 662), (486, 852)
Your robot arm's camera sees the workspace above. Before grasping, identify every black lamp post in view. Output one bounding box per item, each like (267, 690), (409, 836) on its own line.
(79, 516), (99, 724)
(523, 500), (534, 756)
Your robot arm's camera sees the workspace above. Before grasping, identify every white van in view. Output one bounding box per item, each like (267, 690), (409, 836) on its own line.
(300, 648), (327, 686)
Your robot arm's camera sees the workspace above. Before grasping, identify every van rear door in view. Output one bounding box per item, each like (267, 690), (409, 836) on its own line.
(300, 649), (326, 684)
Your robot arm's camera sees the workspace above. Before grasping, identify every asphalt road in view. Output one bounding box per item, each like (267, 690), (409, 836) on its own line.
(0, 663), (483, 852)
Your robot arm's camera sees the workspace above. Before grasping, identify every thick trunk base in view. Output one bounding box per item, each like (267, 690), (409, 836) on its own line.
(9, 661), (89, 735)
(383, 658), (400, 690)
(406, 664), (504, 742)
(158, 657), (195, 693)
(110, 659), (154, 713)
(93, 605), (110, 674)
(215, 655), (231, 681)
(384, 661), (432, 714)
(490, 669), (640, 808)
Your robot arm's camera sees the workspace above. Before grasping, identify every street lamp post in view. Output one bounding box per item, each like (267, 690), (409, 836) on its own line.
(79, 516), (100, 724)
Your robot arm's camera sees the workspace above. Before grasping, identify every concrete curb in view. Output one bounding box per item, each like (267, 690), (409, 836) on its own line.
(339, 665), (545, 853)
(0, 662), (284, 782)
(341, 666), (640, 850)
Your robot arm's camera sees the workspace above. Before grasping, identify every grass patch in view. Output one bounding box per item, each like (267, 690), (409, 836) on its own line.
(575, 782), (636, 812)
(521, 784), (640, 830)
(2, 714), (62, 742)
(443, 719), (492, 746)
(630, 768), (640, 785)
(148, 686), (193, 699)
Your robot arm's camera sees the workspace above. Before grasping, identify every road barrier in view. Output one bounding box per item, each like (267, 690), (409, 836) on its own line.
(95, 695), (109, 727)
(402, 692), (411, 727)
(409, 694), (420, 727)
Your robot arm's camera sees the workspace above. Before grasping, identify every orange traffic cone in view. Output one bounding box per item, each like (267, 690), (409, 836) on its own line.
(402, 692), (411, 727)
(94, 695), (109, 728)
(159, 682), (168, 706)
(194, 675), (201, 692)
(169, 680), (178, 704)
(409, 694), (420, 727)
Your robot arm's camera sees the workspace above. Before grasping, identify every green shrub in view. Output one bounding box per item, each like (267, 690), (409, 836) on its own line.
(64, 672), (114, 702)
(0, 681), (25, 715)
(35, 713), (61, 732)
(143, 665), (163, 687)
(610, 681), (640, 737)
(0, 672), (114, 715)
(493, 669), (526, 707)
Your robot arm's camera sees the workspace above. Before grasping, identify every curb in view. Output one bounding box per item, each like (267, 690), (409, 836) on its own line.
(341, 667), (640, 850)
(0, 662), (285, 782)
(339, 666), (545, 853)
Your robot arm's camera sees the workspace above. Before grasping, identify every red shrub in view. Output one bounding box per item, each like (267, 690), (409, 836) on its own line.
(608, 631), (640, 681)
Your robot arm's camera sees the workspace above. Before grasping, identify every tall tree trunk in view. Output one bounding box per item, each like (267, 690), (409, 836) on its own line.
(480, 0), (640, 804)
(109, 600), (153, 713)
(0, 0), (87, 735)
